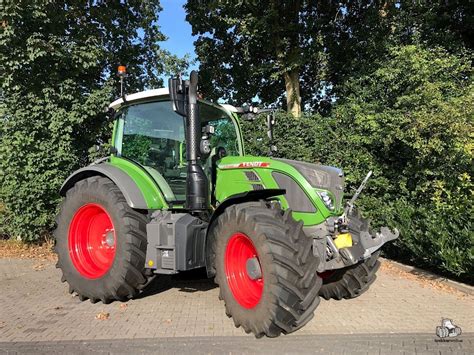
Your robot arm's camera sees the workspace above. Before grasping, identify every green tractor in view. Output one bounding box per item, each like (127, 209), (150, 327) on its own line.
(54, 71), (398, 338)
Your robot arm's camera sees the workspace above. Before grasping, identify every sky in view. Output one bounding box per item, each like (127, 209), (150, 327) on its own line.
(158, 0), (199, 78)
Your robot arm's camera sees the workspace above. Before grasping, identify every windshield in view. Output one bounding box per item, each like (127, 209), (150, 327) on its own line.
(116, 99), (240, 201)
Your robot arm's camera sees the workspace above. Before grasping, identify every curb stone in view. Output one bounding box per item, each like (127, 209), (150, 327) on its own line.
(380, 257), (474, 296)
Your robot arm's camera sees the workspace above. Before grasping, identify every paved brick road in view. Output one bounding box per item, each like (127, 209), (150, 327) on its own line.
(0, 258), (473, 353)
(1, 334), (473, 354)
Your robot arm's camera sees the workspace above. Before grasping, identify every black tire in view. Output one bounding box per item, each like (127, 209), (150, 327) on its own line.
(319, 251), (380, 300)
(54, 176), (148, 303)
(319, 209), (380, 300)
(210, 201), (322, 338)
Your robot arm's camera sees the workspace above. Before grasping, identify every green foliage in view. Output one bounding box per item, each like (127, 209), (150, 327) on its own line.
(186, 1), (473, 113)
(243, 45), (473, 282)
(0, 1), (188, 241)
(209, 119), (240, 156)
(185, 0), (327, 113)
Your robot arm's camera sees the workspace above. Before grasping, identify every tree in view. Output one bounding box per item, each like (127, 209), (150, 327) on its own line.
(0, 1), (188, 241)
(186, 0), (331, 117)
(186, 1), (473, 115)
(315, 1), (474, 102)
(328, 45), (473, 281)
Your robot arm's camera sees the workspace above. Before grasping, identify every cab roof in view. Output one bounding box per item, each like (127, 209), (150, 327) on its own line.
(109, 88), (169, 110)
(109, 88), (238, 114)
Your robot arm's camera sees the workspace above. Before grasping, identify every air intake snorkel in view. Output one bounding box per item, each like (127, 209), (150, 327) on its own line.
(169, 71), (209, 211)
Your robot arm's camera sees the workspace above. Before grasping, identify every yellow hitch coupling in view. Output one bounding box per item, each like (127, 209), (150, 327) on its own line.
(334, 233), (353, 249)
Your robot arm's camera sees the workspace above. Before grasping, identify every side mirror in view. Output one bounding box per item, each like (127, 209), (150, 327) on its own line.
(266, 112), (277, 156)
(168, 75), (187, 117)
(200, 124), (215, 158)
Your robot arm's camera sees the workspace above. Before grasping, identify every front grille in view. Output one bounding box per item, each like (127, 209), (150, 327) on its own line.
(275, 158), (344, 210)
(245, 171), (260, 181)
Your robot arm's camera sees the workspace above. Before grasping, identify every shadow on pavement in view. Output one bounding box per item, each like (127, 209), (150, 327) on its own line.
(136, 268), (216, 299)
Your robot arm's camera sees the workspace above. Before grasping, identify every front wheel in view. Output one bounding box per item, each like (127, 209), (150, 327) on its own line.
(319, 251), (381, 300)
(54, 176), (148, 303)
(210, 202), (322, 338)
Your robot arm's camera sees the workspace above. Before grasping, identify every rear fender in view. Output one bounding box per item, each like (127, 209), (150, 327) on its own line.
(60, 163), (148, 209)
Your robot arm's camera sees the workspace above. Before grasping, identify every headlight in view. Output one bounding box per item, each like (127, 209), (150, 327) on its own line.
(318, 191), (334, 210)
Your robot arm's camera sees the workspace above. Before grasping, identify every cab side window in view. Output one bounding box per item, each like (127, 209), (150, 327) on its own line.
(119, 100), (187, 201)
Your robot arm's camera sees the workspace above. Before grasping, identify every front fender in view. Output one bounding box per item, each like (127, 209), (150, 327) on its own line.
(60, 163), (148, 209)
(209, 188), (286, 228)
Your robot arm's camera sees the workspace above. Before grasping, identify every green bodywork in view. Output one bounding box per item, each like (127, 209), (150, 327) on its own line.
(108, 97), (342, 227)
(110, 155), (169, 210)
(215, 156), (340, 225)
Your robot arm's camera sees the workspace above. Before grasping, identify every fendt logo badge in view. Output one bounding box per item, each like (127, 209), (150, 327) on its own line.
(220, 162), (270, 169)
(435, 318), (462, 342)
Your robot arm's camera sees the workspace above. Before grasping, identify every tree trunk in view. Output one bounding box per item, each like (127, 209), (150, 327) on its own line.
(284, 69), (301, 118)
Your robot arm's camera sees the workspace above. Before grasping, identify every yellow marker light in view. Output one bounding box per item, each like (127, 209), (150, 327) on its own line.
(148, 260), (154, 267)
(334, 233), (353, 249)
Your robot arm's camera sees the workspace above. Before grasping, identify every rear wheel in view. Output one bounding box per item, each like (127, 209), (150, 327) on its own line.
(210, 201), (322, 338)
(54, 176), (148, 303)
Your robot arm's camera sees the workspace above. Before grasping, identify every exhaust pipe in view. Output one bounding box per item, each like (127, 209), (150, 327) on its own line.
(169, 71), (209, 211)
(186, 71), (208, 211)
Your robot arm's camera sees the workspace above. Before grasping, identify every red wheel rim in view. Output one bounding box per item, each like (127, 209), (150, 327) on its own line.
(68, 203), (116, 279)
(225, 232), (263, 309)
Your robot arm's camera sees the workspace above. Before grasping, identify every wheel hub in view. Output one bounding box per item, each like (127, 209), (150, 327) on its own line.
(246, 257), (262, 280)
(104, 230), (115, 247)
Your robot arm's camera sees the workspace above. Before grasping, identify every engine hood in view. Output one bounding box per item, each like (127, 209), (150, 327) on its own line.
(274, 158), (345, 211)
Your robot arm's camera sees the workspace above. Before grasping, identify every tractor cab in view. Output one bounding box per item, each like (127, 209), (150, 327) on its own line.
(109, 89), (242, 204)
